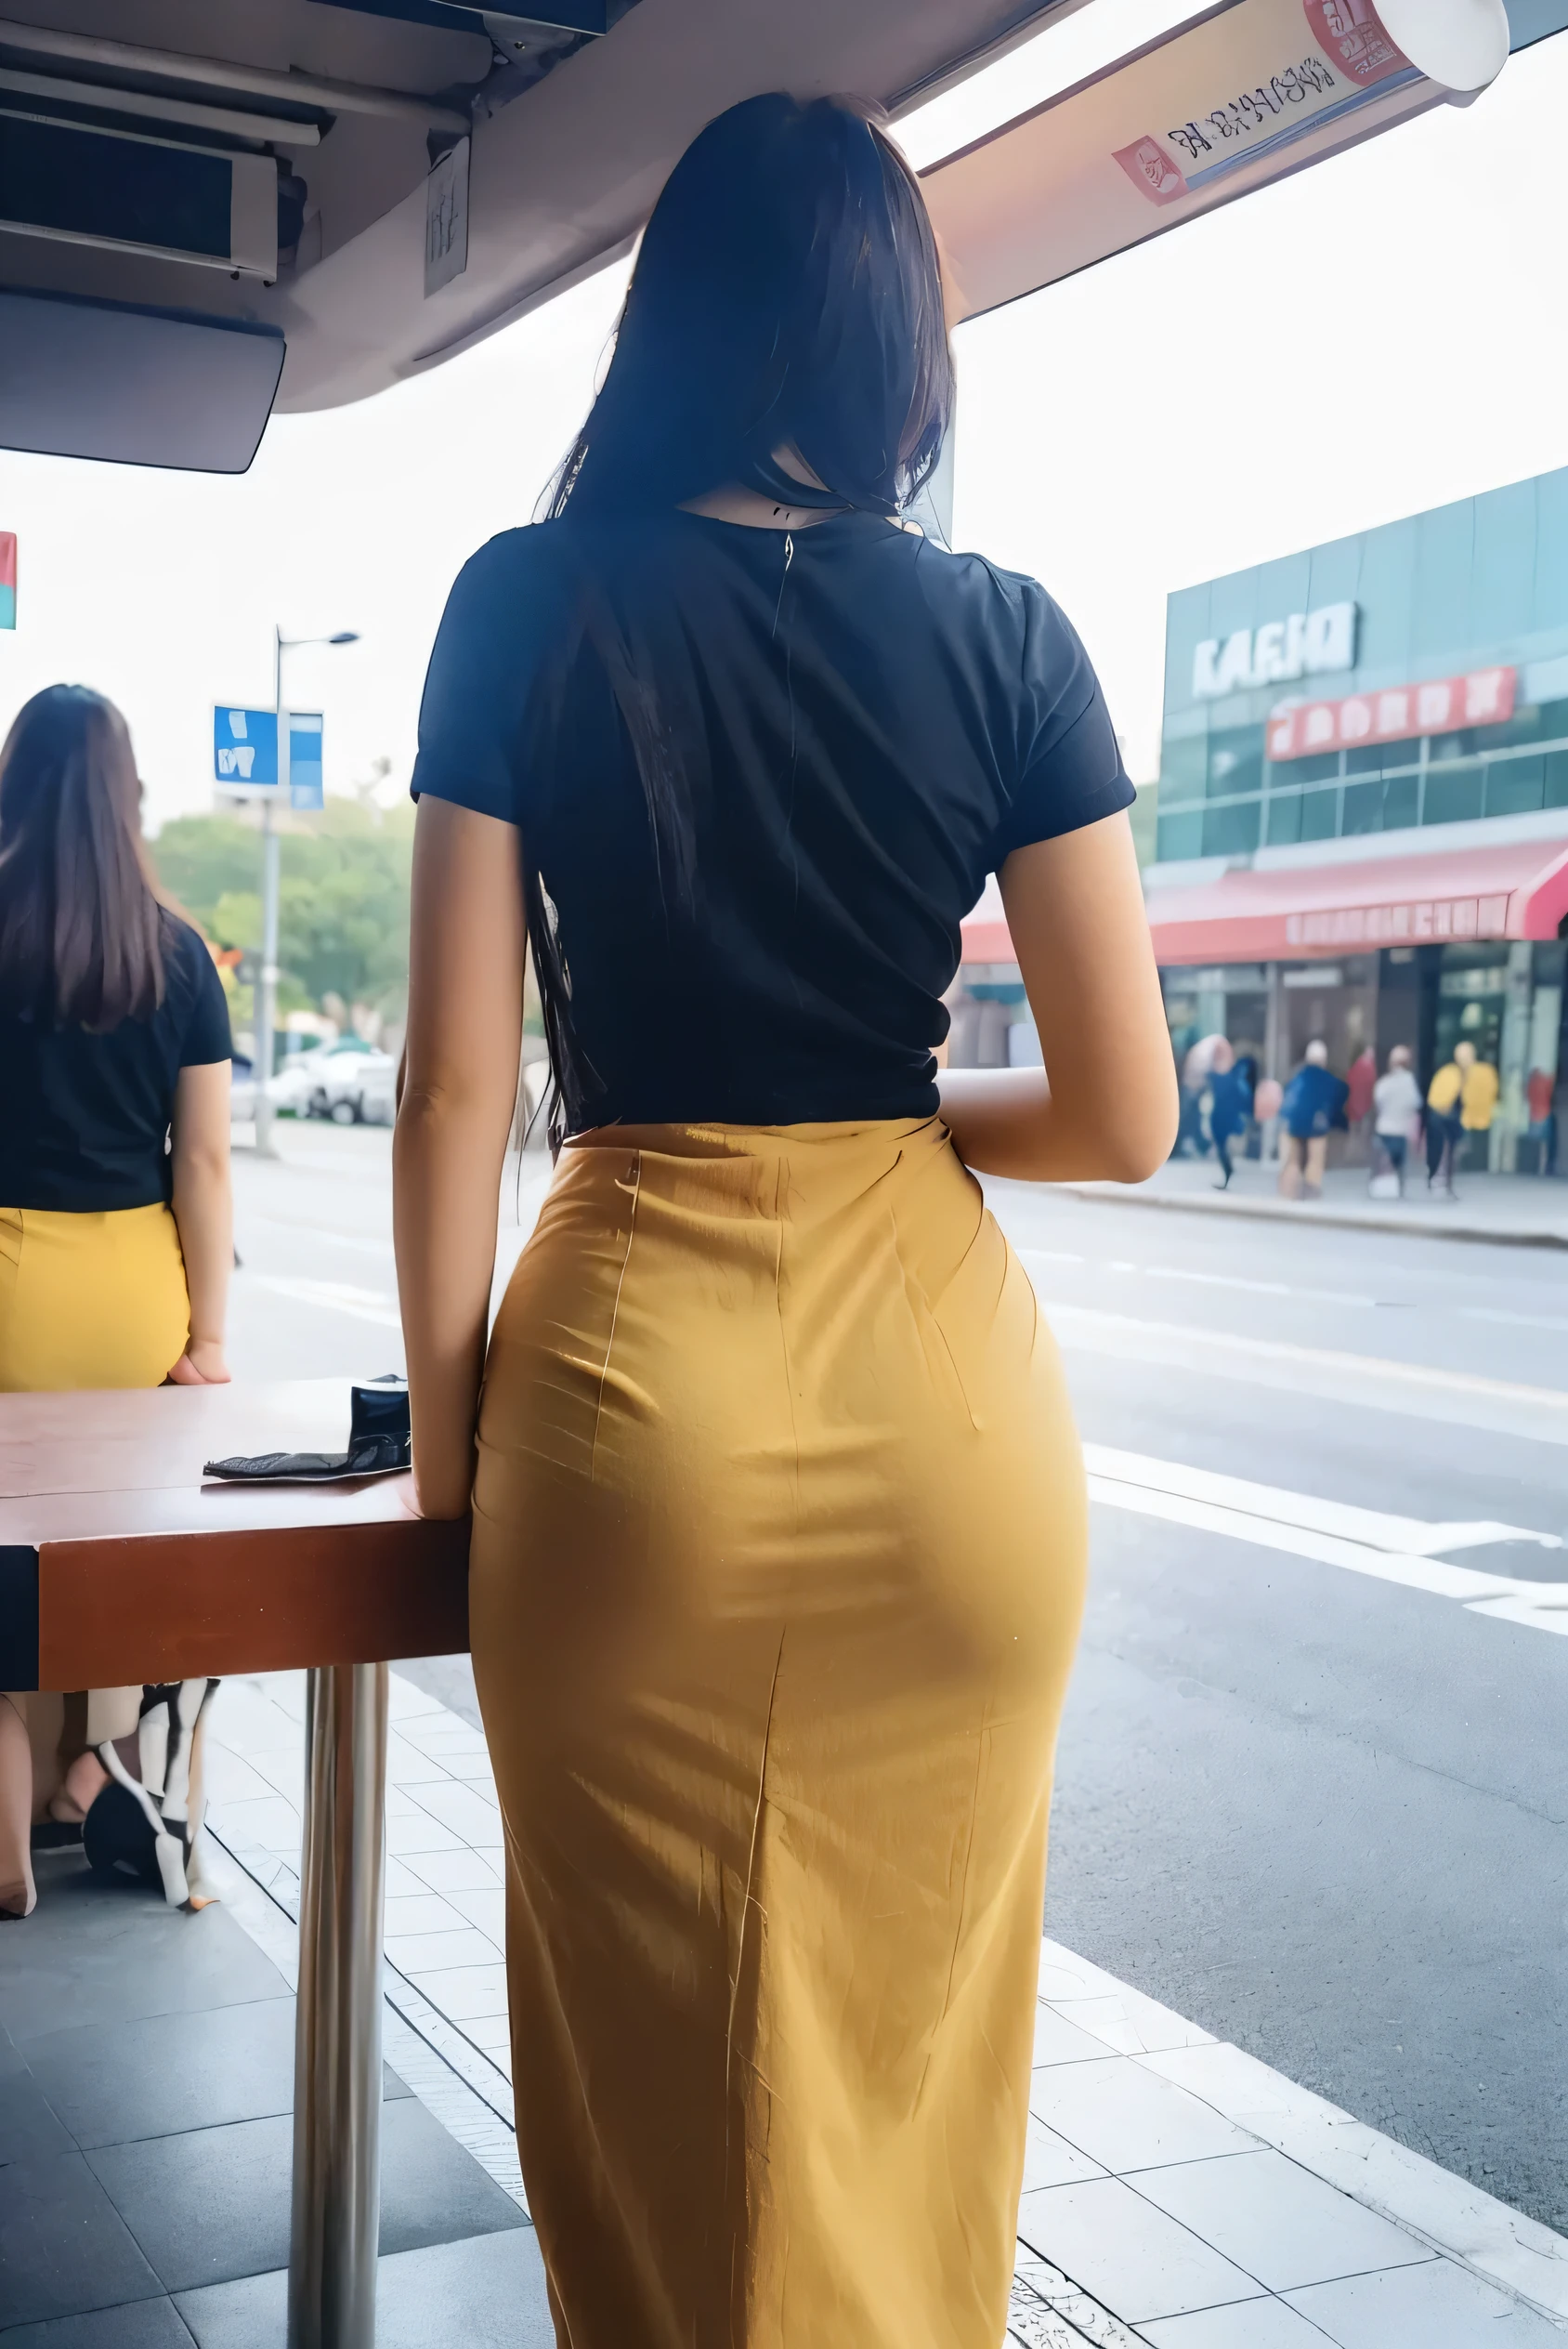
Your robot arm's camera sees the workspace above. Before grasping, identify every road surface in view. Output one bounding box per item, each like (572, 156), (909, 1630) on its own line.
(228, 1123), (1568, 2234)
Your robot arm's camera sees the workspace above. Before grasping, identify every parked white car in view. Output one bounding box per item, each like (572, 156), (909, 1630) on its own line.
(228, 1039), (381, 1123)
(314, 1047), (397, 1126)
(228, 1054), (257, 1121)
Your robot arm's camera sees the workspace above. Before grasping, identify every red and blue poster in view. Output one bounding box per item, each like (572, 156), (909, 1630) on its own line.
(0, 534), (14, 630)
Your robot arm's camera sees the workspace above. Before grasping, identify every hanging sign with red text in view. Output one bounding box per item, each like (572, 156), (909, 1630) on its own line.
(1266, 665), (1516, 761)
(924, 0), (1508, 325)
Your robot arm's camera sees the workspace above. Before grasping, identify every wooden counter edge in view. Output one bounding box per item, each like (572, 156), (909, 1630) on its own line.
(1, 1516), (471, 1691)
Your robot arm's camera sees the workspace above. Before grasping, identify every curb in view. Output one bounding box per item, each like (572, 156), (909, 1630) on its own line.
(1056, 1182), (1568, 1253)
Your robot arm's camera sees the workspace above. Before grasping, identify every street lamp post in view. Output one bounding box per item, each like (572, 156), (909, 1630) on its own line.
(254, 625), (359, 1157)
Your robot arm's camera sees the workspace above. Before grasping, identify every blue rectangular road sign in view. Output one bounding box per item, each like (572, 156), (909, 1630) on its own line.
(214, 705), (278, 790)
(288, 712), (324, 810)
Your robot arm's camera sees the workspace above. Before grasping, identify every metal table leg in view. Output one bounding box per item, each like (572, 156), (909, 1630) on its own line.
(289, 1662), (388, 2349)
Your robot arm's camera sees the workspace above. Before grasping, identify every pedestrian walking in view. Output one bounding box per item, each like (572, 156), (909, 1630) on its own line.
(0, 686), (234, 1921)
(1370, 1043), (1421, 1196)
(1277, 1039), (1348, 1201)
(1208, 1050), (1256, 1190)
(1346, 1043), (1376, 1149)
(1526, 1066), (1559, 1175)
(1425, 1040), (1495, 1194)
(394, 92), (1178, 2349)
(1460, 1043), (1499, 1156)
(1179, 1032), (1225, 1159)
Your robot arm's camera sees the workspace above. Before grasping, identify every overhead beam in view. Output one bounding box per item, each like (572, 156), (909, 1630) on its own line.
(0, 15), (472, 135)
(0, 65), (323, 144)
(318, 0), (630, 29)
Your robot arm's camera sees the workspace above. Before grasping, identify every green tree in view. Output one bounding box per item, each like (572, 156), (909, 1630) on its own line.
(150, 799), (413, 1018)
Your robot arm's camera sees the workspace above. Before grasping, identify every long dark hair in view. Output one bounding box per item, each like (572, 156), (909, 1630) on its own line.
(0, 685), (166, 1028)
(529, 94), (952, 1144)
(549, 93), (953, 522)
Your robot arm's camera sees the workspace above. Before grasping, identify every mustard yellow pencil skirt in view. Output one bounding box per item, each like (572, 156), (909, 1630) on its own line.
(0, 1201), (190, 1392)
(470, 1117), (1088, 2349)
(1, 1201), (192, 1816)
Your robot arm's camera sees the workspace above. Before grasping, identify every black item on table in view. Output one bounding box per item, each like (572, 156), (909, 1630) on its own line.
(203, 1374), (410, 1483)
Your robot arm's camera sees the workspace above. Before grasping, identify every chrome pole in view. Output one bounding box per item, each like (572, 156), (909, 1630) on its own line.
(289, 1661), (388, 2349)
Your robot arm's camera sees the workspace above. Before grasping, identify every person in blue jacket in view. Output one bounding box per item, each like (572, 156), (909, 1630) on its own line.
(1278, 1039), (1348, 1200)
(1209, 1051), (1257, 1189)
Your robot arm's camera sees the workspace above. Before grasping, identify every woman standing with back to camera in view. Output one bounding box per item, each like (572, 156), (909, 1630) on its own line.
(396, 95), (1176, 2348)
(0, 686), (234, 1919)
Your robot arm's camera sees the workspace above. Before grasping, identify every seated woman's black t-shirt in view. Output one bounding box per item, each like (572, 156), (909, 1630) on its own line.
(412, 508), (1132, 1131)
(0, 915), (233, 1212)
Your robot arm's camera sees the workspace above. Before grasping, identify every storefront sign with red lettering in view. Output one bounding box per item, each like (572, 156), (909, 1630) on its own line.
(1266, 667), (1516, 762)
(1301, 0), (1410, 87)
(1286, 895), (1512, 947)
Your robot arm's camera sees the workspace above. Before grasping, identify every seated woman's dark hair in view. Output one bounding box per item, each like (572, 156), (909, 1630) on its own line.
(550, 92), (953, 520)
(0, 684), (165, 1029)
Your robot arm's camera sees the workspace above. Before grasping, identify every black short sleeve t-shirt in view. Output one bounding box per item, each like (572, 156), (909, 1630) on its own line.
(0, 915), (233, 1212)
(412, 508), (1131, 1130)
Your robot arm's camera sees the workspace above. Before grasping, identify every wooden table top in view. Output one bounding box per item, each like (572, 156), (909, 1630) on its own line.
(0, 1382), (469, 1692)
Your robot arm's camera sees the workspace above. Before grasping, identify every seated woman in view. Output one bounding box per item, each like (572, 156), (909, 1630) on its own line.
(0, 686), (234, 1919)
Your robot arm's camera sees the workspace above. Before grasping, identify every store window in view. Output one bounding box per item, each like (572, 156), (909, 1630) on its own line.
(1201, 799), (1261, 856)
(1342, 773), (1419, 834)
(1159, 729), (1206, 807)
(1484, 756), (1546, 818)
(1207, 723), (1264, 800)
(1423, 764), (1483, 825)
(1434, 950), (1509, 1071)
(1300, 785), (1339, 841)
(1155, 807), (1203, 861)
(1155, 703), (1568, 863)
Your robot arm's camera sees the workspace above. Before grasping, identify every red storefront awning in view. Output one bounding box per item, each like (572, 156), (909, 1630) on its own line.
(959, 835), (1568, 969)
(1144, 835), (1568, 966)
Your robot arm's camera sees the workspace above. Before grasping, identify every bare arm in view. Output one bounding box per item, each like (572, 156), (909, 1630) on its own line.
(938, 811), (1177, 1182)
(394, 796), (527, 1520)
(167, 1059), (232, 1383)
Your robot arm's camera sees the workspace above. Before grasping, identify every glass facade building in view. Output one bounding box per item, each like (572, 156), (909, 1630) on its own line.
(1156, 466), (1568, 864)
(1138, 466), (1568, 1173)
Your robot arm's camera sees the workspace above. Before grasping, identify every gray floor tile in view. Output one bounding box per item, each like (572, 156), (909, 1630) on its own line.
(0, 2068), (77, 2164)
(1139, 2298), (1335, 2347)
(1129, 2149), (1432, 2292)
(0, 2146), (164, 2329)
(0, 2300), (197, 2346)
(1017, 2176), (1262, 2326)
(1033, 2003), (1116, 2067)
(86, 2093), (525, 2293)
(1028, 2054), (1258, 2173)
(1021, 2116), (1106, 2191)
(25, 1998), (411, 2150)
(2, 1863), (286, 2047)
(176, 2231), (554, 2349)
(1286, 2257), (1568, 2346)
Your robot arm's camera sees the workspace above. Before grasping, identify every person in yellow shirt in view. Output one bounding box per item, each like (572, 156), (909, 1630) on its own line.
(1426, 1040), (1497, 1195)
(1460, 1051), (1499, 1132)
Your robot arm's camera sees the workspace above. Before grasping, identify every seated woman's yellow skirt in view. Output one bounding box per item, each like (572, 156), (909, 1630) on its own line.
(470, 1118), (1088, 2349)
(0, 1201), (190, 1391)
(0, 1201), (192, 1821)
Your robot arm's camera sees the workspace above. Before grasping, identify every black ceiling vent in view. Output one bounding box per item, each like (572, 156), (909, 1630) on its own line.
(0, 110), (277, 274)
(0, 287), (285, 471)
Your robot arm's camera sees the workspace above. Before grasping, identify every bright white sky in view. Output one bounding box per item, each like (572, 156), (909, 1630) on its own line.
(2, 8), (1567, 824)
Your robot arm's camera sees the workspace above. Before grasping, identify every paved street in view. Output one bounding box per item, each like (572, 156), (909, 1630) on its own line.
(228, 1126), (1568, 2248)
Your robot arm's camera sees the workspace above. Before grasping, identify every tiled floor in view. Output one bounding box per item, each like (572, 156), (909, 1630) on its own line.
(1016, 1938), (1568, 2345)
(0, 1771), (542, 2343)
(19, 1666), (1565, 2346)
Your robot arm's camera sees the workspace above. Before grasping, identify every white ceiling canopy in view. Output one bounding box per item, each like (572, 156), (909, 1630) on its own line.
(0, 0), (1551, 466)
